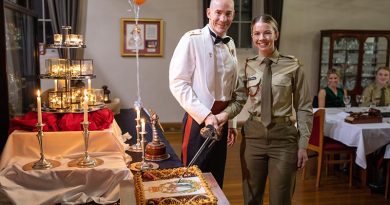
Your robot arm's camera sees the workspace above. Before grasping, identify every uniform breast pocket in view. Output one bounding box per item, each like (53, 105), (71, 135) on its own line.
(272, 75), (291, 87)
(246, 72), (261, 96)
(272, 75), (292, 101)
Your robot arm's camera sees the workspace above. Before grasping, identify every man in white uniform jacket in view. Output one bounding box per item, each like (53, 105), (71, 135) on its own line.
(169, 0), (238, 188)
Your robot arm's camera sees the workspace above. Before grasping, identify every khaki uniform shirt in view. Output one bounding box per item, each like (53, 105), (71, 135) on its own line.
(224, 50), (313, 149)
(362, 83), (390, 106)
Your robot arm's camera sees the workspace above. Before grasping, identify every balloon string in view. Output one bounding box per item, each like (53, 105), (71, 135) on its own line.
(128, 0), (142, 106)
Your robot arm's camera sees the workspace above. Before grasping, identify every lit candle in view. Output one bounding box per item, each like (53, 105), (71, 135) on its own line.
(54, 79), (58, 91)
(83, 89), (88, 123)
(88, 79), (91, 90)
(37, 90), (42, 124)
(141, 118), (145, 132)
(136, 106), (140, 120)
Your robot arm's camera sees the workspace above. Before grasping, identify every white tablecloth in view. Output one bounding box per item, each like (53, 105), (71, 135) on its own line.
(319, 107), (390, 169)
(0, 120), (133, 205)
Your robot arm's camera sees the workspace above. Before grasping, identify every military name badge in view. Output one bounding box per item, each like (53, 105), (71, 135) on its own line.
(247, 76), (257, 81)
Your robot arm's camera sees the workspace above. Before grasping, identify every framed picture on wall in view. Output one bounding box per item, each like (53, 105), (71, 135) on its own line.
(120, 18), (163, 57)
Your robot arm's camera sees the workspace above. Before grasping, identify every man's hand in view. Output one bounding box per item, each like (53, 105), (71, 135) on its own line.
(297, 148), (308, 169)
(205, 113), (219, 130)
(227, 128), (237, 147)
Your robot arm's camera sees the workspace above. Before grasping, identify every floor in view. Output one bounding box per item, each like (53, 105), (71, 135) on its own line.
(164, 130), (390, 205)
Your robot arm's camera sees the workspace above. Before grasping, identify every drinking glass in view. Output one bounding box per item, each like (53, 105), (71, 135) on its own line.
(355, 95), (363, 107)
(343, 95), (351, 112)
(370, 98), (380, 108)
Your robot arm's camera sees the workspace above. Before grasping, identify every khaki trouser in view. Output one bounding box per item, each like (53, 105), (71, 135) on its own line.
(241, 117), (298, 205)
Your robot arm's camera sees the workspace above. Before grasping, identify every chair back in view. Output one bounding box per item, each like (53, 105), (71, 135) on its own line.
(308, 109), (325, 152)
(312, 95), (319, 108)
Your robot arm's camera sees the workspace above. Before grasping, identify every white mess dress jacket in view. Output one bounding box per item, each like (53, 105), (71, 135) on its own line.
(169, 25), (238, 124)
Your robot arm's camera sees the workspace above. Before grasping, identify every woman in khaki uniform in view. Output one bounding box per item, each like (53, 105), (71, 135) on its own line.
(216, 15), (313, 205)
(362, 66), (390, 106)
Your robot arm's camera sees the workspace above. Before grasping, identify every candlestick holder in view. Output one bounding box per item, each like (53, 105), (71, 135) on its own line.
(128, 117), (143, 152)
(129, 130), (159, 172)
(68, 121), (104, 168)
(23, 123), (61, 171)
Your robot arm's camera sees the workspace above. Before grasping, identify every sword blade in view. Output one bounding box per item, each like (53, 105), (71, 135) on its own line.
(177, 136), (212, 183)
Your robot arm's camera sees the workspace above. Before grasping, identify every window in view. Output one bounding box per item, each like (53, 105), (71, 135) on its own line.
(230, 0), (252, 48)
(203, 0), (258, 48)
(32, 0), (53, 44)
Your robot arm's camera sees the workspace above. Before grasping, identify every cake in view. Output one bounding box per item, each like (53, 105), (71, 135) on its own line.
(134, 166), (217, 205)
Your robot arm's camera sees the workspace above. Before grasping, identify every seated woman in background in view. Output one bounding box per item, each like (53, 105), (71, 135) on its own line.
(318, 69), (347, 108)
(362, 66), (390, 106)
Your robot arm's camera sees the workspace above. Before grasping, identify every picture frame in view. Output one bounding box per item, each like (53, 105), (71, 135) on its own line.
(120, 18), (163, 57)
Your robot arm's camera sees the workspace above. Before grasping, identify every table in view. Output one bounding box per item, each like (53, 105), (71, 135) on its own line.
(321, 107), (390, 169)
(0, 120), (131, 204)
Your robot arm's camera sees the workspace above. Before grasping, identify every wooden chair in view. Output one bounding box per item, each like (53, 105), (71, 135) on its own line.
(385, 159), (390, 199)
(302, 109), (355, 187)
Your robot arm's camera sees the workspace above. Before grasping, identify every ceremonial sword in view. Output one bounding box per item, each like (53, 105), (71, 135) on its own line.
(177, 124), (221, 184)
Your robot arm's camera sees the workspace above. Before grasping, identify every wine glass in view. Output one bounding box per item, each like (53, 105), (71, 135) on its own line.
(355, 95), (362, 107)
(343, 95), (351, 112)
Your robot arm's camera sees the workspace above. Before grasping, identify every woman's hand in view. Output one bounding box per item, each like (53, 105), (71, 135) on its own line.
(227, 128), (237, 147)
(297, 148), (308, 169)
(215, 112), (229, 126)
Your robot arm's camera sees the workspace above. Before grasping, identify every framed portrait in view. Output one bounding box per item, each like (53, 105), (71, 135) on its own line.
(120, 18), (163, 57)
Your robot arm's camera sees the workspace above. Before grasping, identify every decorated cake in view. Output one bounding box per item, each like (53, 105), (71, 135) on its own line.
(134, 166), (217, 205)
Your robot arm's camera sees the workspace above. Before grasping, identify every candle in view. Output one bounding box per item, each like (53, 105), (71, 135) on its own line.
(54, 79), (58, 91)
(136, 106), (140, 120)
(88, 79), (91, 90)
(141, 118), (145, 132)
(37, 90), (42, 124)
(83, 89), (88, 122)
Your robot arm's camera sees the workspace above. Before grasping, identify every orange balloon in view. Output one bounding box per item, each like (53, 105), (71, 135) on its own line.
(134, 0), (145, 5)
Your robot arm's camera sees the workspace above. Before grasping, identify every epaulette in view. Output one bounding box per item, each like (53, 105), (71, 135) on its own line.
(279, 54), (297, 61)
(246, 55), (258, 61)
(279, 54), (303, 66)
(187, 29), (202, 36)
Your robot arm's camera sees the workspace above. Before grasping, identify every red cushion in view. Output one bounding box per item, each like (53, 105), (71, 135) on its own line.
(324, 137), (354, 151)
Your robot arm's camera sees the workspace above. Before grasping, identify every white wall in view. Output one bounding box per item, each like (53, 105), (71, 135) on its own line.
(85, 0), (201, 122)
(85, 0), (390, 123)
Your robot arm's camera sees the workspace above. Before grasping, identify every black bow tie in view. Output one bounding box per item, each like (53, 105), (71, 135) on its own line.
(209, 29), (230, 45)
